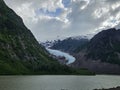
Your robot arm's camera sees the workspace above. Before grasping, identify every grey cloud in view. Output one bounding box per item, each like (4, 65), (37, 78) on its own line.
(4, 0), (120, 41)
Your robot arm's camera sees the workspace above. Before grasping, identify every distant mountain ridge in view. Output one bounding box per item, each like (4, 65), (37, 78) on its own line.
(49, 36), (89, 54)
(41, 41), (54, 48)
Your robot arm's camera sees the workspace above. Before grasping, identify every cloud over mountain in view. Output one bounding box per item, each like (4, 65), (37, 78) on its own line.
(4, 0), (120, 41)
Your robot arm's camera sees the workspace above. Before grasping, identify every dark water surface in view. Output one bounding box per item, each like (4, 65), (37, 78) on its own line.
(0, 75), (120, 90)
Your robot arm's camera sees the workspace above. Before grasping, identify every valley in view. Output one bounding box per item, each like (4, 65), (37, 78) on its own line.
(0, 0), (120, 90)
(0, 0), (93, 75)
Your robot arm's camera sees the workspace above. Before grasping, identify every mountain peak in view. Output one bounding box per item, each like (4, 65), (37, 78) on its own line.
(90, 28), (119, 44)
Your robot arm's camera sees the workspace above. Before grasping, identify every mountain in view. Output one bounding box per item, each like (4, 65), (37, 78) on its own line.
(87, 28), (120, 64)
(50, 36), (89, 54)
(41, 40), (54, 48)
(0, 0), (94, 75)
(72, 28), (120, 74)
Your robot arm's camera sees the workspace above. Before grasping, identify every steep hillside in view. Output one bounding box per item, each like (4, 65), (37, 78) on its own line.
(87, 28), (120, 64)
(72, 28), (120, 74)
(0, 0), (94, 75)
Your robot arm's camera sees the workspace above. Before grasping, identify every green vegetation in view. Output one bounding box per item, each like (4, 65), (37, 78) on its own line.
(0, 0), (94, 75)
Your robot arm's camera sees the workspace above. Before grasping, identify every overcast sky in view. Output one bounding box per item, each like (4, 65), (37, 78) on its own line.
(4, 0), (120, 41)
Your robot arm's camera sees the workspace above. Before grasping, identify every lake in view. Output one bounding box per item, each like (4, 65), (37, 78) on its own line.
(0, 75), (120, 90)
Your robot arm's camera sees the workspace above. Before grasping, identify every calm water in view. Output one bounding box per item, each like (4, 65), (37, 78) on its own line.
(0, 75), (120, 90)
